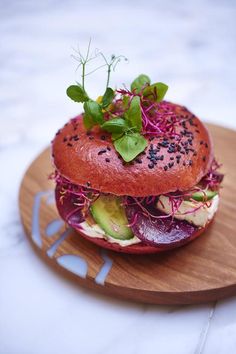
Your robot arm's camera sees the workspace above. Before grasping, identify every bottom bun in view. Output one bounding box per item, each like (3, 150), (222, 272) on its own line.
(72, 222), (211, 255)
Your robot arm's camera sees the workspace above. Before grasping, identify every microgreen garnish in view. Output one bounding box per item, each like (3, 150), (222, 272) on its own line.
(124, 96), (142, 132)
(131, 74), (150, 93)
(101, 87), (114, 108)
(143, 82), (168, 102)
(114, 133), (148, 162)
(66, 84), (89, 103)
(101, 118), (130, 134)
(66, 42), (169, 162)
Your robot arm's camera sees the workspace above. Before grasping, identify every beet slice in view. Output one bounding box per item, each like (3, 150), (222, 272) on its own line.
(55, 183), (84, 228)
(125, 202), (201, 250)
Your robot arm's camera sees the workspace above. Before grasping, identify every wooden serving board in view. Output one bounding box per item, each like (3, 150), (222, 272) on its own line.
(19, 124), (236, 305)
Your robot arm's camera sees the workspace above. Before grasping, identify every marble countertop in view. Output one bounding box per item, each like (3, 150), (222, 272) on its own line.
(1, 1), (236, 353)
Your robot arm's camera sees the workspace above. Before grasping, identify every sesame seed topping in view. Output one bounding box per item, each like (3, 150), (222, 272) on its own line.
(98, 149), (107, 155)
(105, 158), (110, 162)
(148, 163), (154, 169)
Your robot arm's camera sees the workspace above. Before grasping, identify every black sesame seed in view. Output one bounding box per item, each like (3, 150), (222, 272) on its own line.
(203, 156), (206, 162)
(67, 143), (73, 147)
(98, 149), (107, 155)
(135, 158), (142, 164)
(168, 162), (174, 168)
(86, 182), (91, 187)
(101, 135), (106, 140)
(105, 158), (110, 163)
(63, 137), (67, 142)
(189, 118), (194, 126)
(148, 163), (154, 169)
(183, 161), (186, 166)
(89, 136), (94, 140)
(200, 141), (204, 145)
(189, 160), (193, 166)
(170, 157), (174, 160)
(164, 165), (168, 171)
(205, 143), (208, 148)
(107, 146), (111, 151)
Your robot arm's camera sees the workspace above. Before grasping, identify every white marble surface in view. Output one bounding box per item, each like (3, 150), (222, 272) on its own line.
(0, 1), (236, 353)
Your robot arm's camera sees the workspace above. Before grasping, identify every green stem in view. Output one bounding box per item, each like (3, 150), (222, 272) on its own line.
(82, 63), (85, 90)
(106, 65), (111, 89)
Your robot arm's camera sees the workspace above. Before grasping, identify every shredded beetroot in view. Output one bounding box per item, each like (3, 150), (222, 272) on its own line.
(201, 159), (224, 191)
(51, 171), (100, 217)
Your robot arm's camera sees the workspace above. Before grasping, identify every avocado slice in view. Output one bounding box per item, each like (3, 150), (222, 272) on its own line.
(190, 190), (218, 201)
(90, 195), (133, 240)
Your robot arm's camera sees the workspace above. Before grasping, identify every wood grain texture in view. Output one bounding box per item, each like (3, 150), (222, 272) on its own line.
(19, 124), (236, 305)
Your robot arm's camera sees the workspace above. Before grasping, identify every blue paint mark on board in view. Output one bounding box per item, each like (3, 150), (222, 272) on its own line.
(46, 193), (55, 205)
(45, 219), (64, 237)
(32, 190), (53, 248)
(95, 250), (113, 285)
(57, 254), (88, 278)
(46, 228), (71, 258)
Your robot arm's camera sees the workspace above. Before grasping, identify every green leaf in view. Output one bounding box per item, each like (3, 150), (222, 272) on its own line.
(102, 87), (114, 108)
(83, 100), (105, 125)
(112, 132), (124, 141)
(101, 118), (130, 133)
(114, 133), (148, 162)
(83, 112), (95, 129)
(131, 74), (151, 93)
(143, 82), (168, 102)
(66, 84), (89, 103)
(125, 96), (142, 132)
(122, 95), (130, 109)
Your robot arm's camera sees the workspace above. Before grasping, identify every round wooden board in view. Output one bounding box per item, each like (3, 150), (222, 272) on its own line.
(19, 124), (236, 305)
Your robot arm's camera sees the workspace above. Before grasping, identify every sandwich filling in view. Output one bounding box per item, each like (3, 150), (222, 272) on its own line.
(53, 159), (223, 248)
